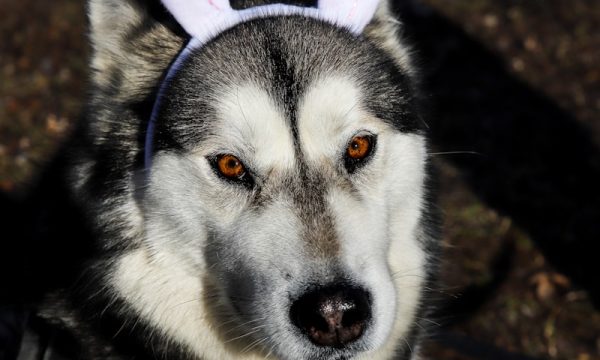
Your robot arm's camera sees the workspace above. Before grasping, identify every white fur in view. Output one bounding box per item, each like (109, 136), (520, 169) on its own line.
(110, 73), (429, 359)
(298, 75), (428, 358)
(113, 249), (271, 359)
(210, 83), (297, 173)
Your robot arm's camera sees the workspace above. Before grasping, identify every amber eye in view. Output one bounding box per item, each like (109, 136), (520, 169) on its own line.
(216, 154), (246, 179)
(347, 136), (372, 160)
(344, 134), (376, 173)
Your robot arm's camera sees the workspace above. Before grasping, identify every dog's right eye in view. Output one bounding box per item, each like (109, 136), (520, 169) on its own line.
(344, 134), (376, 173)
(211, 154), (253, 186)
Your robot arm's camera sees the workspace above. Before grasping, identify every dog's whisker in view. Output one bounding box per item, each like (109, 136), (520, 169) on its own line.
(220, 317), (266, 336)
(223, 325), (266, 344)
(428, 150), (483, 156)
(240, 335), (269, 354)
(414, 316), (442, 327)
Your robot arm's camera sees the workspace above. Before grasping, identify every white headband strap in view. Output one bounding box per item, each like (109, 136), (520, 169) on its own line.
(162, 0), (380, 43)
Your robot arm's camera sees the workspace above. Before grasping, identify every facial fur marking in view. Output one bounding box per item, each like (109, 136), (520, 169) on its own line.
(263, 34), (305, 161)
(292, 168), (341, 257)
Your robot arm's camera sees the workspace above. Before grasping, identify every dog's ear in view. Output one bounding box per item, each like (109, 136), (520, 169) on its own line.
(88, 0), (185, 99)
(364, 0), (414, 76)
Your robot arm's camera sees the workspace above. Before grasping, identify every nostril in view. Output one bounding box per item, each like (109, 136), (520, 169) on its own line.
(290, 285), (371, 348)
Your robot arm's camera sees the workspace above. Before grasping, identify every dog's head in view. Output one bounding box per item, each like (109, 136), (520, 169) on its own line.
(81, 1), (438, 359)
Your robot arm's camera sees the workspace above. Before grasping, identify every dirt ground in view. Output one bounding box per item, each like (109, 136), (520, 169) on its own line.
(0, 1), (599, 359)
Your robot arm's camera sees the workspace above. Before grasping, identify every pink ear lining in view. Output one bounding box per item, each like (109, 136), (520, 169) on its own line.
(318, 0), (380, 33)
(207, 0), (228, 11)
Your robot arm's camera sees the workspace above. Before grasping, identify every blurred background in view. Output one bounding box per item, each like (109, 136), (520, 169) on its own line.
(0, 0), (598, 359)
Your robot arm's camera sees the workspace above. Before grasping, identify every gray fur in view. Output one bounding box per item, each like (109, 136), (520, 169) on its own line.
(29, 1), (440, 359)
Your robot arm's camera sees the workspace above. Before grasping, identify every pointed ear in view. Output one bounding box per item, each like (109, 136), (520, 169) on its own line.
(363, 0), (414, 75)
(318, 0), (381, 33)
(88, 0), (184, 99)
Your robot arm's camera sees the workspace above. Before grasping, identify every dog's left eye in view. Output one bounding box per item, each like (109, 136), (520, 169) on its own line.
(344, 134), (376, 173)
(217, 154), (245, 177)
(211, 154), (253, 186)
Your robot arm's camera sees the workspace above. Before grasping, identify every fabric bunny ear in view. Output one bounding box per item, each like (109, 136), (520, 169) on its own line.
(161, 0), (381, 42)
(161, 0), (241, 43)
(317, 0), (381, 33)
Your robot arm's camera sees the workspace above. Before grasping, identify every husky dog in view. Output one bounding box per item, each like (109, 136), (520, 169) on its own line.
(13, 0), (440, 359)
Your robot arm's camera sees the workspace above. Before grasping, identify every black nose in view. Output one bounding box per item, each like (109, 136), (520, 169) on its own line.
(290, 285), (371, 348)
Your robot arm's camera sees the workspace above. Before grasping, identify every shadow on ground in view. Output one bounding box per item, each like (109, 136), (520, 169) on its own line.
(394, 1), (600, 310)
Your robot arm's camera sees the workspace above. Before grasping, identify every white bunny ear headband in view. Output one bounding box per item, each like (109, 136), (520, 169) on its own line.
(145, 0), (382, 169)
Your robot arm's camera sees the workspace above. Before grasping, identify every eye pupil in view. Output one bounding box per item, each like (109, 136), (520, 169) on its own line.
(227, 158), (238, 168)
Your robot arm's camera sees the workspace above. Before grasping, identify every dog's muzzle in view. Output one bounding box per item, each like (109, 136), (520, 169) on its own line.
(290, 284), (372, 348)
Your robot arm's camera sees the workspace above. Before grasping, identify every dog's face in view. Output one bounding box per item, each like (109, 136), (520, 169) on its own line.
(85, 1), (436, 359)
